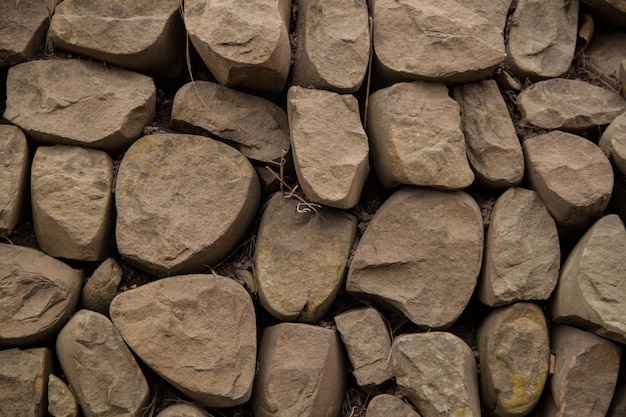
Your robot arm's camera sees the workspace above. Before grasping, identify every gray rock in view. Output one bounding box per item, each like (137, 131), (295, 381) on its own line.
(0, 348), (53, 417)
(0, 125), (29, 235)
(110, 274), (256, 408)
(81, 258), (122, 315)
(392, 332), (480, 417)
(48, 374), (78, 417)
(479, 187), (560, 306)
(252, 323), (345, 417)
(367, 81), (474, 189)
(31, 145), (114, 261)
(607, 384), (626, 417)
(477, 302), (549, 417)
(171, 81), (290, 163)
(4, 59), (156, 153)
(453, 79), (524, 188)
(287, 86), (370, 208)
(347, 187), (483, 330)
(115, 134), (260, 276)
(581, 0), (626, 26)
(156, 404), (211, 417)
(372, 0), (505, 84)
(56, 310), (149, 417)
(584, 32), (626, 89)
(460, 0), (512, 31)
(184, 0), (291, 93)
(0, 244), (83, 347)
(365, 394), (421, 417)
(291, 0), (370, 93)
(600, 111), (626, 176)
(334, 308), (393, 387)
(506, 0), (578, 79)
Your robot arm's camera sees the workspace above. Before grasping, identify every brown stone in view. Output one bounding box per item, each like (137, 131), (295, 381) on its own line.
(156, 404), (211, 417)
(584, 32), (626, 89)
(0, 125), (29, 235)
(365, 394), (422, 417)
(599, 110), (626, 176)
(48, 374), (78, 417)
(81, 258), (122, 315)
(581, 0), (626, 26)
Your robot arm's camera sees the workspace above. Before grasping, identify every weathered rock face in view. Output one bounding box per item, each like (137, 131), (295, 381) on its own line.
(506, 0), (578, 79)
(49, 0), (184, 78)
(184, 0), (291, 93)
(582, 0), (626, 26)
(600, 111), (626, 176)
(48, 374), (78, 417)
(56, 310), (149, 417)
(347, 187), (483, 330)
(287, 86), (370, 208)
(171, 81), (290, 163)
(365, 394), (422, 417)
(367, 81), (474, 189)
(585, 32), (626, 89)
(371, 0), (505, 84)
(0, 125), (29, 235)
(156, 404), (210, 417)
(4, 59), (156, 153)
(255, 193), (356, 322)
(461, 0), (511, 30)
(392, 332), (480, 417)
(477, 303), (549, 417)
(291, 0), (370, 93)
(252, 323), (345, 417)
(31, 145), (114, 261)
(115, 134), (260, 276)
(480, 187), (560, 306)
(110, 274), (256, 408)
(81, 258), (122, 315)
(0, 244), (82, 347)
(453, 80), (524, 188)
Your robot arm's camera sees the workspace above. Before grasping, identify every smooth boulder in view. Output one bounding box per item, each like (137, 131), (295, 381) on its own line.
(599, 110), (626, 176)
(0, 348), (52, 417)
(0, 125), (29, 235)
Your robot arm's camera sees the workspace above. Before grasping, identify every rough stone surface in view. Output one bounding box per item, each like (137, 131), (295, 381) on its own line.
(372, 0), (505, 84)
(81, 258), (122, 315)
(156, 404), (211, 417)
(517, 78), (626, 131)
(252, 323), (345, 417)
(184, 0), (291, 93)
(551, 215), (626, 344)
(0, 244), (83, 347)
(291, 0), (370, 92)
(542, 325), (621, 417)
(255, 193), (356, 322)
(480, 187), (560, 306)
(171, 81), (290, 163)
(334, 307), (393, 387)
(367, 81), (474, 189)
(392, 332), (480, 417)
(0, 347), (52, 417)
(600, 110), (626, 176)
(31, 145), (114, 261)
(56, 310), (149, 417)
(365, 394), (422, 417)
(506, 0), (578, 79)
(48, 374), (78, 417)
(453, 80), (524, 188)
(581, 0), (626, 26)
(49, 0), (184, 78)
(585, 32), (626, 89)
(0, 125), (29, 235)
(4, 59), (156, 153)
(115, 134), (260, 276)
(461, 0), (512, 30)
(523, 131), (613, 230)
(287, 86), (370, 208)
(347, 187), (483, 330)
(477, 302), (550, 417)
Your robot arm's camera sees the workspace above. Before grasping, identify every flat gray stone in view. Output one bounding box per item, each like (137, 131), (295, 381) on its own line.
(48, 374), (78, 417)
(584, 32), (626, 89)
(81, 258), (122, 315)
(365, 394), (421, 417)
(0, 125), (29, 235)
(581, 0), (626, 26)
(600, 111), (626, 176)
(156, 404), (210, 417)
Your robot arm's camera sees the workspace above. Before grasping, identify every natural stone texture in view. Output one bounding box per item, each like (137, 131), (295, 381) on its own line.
(392, 332), (480, 417)
(0, 244), (82, 347)
(517, 78), (626, 131)
(506, 0), (578, 79)
(480, 187), (560, 306)
(600, 111), (626, 176)
(551, 215), (626, 344)
(110, 274), (257, 408)
(184, 0), (291, 93)
(31, 145), (114, 261)
(0, 0), (57, 65)
(477, 302), (550, 417)
(367, 81), (474, 189)
(607, 384), (626, 417)
(334, 307), (393, 387)
(585, 32), (626, 89)
(0, 347), (52, 417)
(461, 0), (512, 30)
(81, 258), (122, 315)
(365, 394), (422, 417)
(347, 187), (483, 330)
(49, 0), (184, 78)
(252, 323), (345, 417)
(542, 325), (621, 417)
(371, 0), (505, 84)
(291, 0), (370, 92)
(56, 310), (149, 417)
(0, 125), (29, 235)
(523, 131), (613, 230)
(4, 59), (156, 153)
(156, 404), (211, 417)
(581, 0), (626, 26)
(171, 81), (290, 163)
(453, 80), (524, 188)
(48, 374), (78, 417)
(287, 86), (370, 208)
(115, 134), (260, 276)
